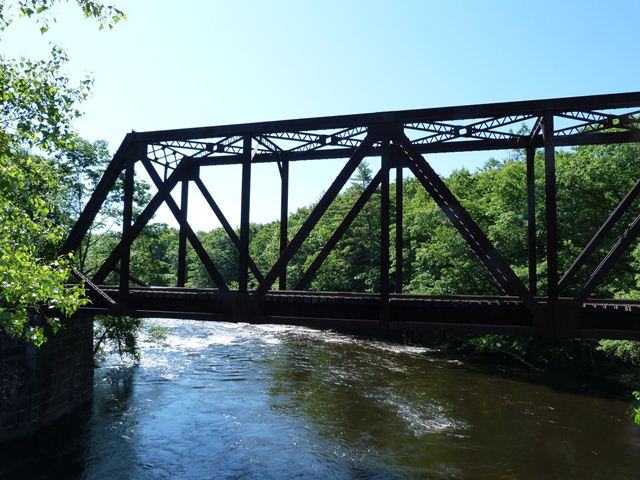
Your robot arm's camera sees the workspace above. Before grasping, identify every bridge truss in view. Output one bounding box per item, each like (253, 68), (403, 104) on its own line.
(63, 92), (640, 338)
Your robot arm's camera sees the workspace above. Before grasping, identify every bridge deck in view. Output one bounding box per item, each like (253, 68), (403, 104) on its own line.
(76, 287), (640, 340)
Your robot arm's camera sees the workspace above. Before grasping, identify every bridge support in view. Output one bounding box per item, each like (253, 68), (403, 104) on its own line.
(279, 158), (289, 290)
(119, 158), (134, 300)
(0, 317), (93, 442)
(177, 179), (189, 287)
(239, 136), (252, 293)
(543, 112), (558, 335)
(380, 139), (391, 325)
(395, 162), (403, 294)
(526, 145), (537, 296)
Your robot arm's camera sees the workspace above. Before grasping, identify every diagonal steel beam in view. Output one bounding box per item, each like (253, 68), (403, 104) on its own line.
(142, 159), (228, 291)
(576, 212), (640, 303)
(295, 170), (383, 290)
(397, 135), (536, 312)
(529, 116), (543, 144)
(194, 178), (264, 283)
(62, 134), (137, 255)
(92, 161), (187, 284)
(560, 176), (640, 291)
(255, 134), (375, 297)
(255, 135), (283, 154)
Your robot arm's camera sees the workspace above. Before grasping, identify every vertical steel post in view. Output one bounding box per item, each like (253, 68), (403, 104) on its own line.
(239, 136), (252, 293)
(120, 158), (134, 298)
(395, 160), (403, 293)
(544, 112), (558, 333)
(279, 159), (289, 290)
(177, 179), (189, 287)
(380, 140), (391, 324)
(526, 145), (537, 295)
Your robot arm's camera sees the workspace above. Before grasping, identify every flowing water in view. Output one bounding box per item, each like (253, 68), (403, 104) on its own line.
(1, 319), (640, 479)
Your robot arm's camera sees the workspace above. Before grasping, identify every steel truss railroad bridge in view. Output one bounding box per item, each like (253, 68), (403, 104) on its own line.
(64, 92), (640, 339)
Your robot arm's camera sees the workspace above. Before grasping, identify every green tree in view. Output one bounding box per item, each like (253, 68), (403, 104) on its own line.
(352, 162), (373, 189)
(0, 1), (125, 33)
(0, 140), (87, 344)
(311, 168), (382, 292)
(188, 227), (239, 288)
(93, 315), (142, 361)
(0, 1), (124, 344)
(56, 135), (151, 273)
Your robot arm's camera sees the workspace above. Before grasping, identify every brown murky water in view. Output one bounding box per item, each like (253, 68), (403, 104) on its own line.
(1, 319), (639, 479)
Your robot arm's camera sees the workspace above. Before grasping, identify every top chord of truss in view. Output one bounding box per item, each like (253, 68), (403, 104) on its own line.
(134, 92), (640, 168)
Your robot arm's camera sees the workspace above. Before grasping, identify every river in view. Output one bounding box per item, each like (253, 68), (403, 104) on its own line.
(1, 318), (639, 479)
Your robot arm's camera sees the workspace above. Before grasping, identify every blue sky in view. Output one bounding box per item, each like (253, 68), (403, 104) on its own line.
(3, 0), (640, 230)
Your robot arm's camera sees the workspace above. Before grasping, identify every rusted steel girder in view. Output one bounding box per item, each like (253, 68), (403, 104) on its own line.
(62, 92), (640, 338)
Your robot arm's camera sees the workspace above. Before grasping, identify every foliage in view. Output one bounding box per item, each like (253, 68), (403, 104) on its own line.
(0, 2), (125, 149)
(0, 0), (125, 345)
(463, 335), (551, 371)
(0, 138), (87, 345)
(465, 334), (530, 356)
(147, 324), (169, 344)
(0, 0), (126, 33)
(188, 227), (238, 288)
(93, 315), (143, 361)
(0, 46), (92, 151)
(632, 391), (640, 425)
(596, 340), (640, 366)
(55, 136), (151, 271)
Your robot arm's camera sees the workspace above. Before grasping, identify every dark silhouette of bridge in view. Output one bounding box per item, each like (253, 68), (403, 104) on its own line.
(64, 92), (640, 339)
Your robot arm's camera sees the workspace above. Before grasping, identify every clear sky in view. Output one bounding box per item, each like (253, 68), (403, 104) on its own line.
(3, 0), (640, 230)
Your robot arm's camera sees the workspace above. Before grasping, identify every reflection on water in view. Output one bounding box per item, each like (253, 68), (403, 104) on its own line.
(1, 319), (640, 479)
